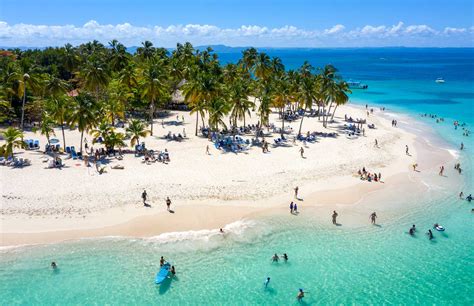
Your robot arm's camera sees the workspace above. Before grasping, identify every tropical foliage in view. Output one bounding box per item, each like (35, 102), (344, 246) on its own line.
(0, 41), (350, 151)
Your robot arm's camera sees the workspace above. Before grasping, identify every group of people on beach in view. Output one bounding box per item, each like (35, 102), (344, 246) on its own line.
(357, 167), (382, 182)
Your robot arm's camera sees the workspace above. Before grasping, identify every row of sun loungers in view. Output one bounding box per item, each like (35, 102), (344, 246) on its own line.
(24, 139), (40, 150)
(0, 157), (31, 167)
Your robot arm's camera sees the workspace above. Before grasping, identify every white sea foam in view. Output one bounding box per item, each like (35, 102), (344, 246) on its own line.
(146, 219), (258, 244)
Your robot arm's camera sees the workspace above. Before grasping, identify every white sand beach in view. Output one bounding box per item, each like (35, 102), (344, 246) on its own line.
(1, 103), (453, 246)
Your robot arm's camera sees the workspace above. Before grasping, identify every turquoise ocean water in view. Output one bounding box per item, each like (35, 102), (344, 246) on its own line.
(1, 48), (473, 305)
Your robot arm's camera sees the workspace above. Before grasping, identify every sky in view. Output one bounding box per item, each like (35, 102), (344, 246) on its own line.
(0, 0), (473, 47)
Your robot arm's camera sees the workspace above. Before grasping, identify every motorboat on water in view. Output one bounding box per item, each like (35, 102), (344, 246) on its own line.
(435, 77), (445, 83)
(347, 80), (368, 89)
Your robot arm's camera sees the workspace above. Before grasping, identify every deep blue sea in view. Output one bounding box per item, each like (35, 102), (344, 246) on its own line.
(1, 48), (473, 305)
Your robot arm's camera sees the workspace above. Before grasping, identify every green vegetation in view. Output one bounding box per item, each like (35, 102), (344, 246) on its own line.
(0, 41), (350, 147)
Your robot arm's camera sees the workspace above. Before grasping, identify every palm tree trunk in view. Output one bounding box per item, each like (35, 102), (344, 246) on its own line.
(149, 101), (154, 136)
(60, 119), (66, 148)
(20, 88), (27, 131)
(195, 112), (199, 136)
(80, 130), (84, 154)
(331, 104), (339, 120)
(281, 108), (285, 138)
(298, 108), (306, 136)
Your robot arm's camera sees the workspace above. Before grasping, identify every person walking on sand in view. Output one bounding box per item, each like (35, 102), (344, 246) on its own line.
(166, 197), (172, 211)
(290, 202), (294, 214)
(141, 190), (148, 205)
(299, 147), (305, 158)
(374, 139), (378, 147)
(294, 203), (298, 213)
(206, 145), (210, 155)
(332, 210), (338, 225)
(412, 163), (418, 171)
(294, 186), (299, 198)
(439, 166), (444, 176)
(405, 145), (409, 155)
(370, 212), (377, 224)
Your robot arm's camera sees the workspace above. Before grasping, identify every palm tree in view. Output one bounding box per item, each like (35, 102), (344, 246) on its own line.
(35, 113), (56, 146)
(136, 41), (155, 62)
(76, 59), (110, 102)
(126, 119), (150, 147)
(228, 80), (254, 128)
(68, 93), (99, 153)
(330, 81), (351, 121)
(45, 96), (70, 148)
(140, 60), (169, 136)
(0, 127), (26, 158)
(8, 65), (41, 130)
(103, 130), (126, 152)
(208, 97), (230, 132)
(183, 72), (220, 136)
(91, 121), (113, 144)
(296, 62), (315, 135)
(108, 40), (130, 72)
(105, 80), (130, 126)
(272, 74), (291, 137)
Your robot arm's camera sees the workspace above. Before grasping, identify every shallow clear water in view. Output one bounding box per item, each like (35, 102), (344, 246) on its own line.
(1, 48), (473, 305)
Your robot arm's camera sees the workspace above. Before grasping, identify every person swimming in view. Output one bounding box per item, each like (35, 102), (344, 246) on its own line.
(297, 288), (305, 300)
(264, 277), (271, 288)
(272, 254), (279, 262)
(283, 253), (288, 261)
(427, 229), (434, 240)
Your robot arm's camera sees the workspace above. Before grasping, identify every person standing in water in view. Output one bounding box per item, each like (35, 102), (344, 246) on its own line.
(272, 254), (279, 262)
(297, 289), (305, 300)
(439, 166), (445, 176)
(141, 190), (148, 205)
(160, 256), (165, 266)
(460, 142), (464, 150)
(51, 262), (57, 269)
(427, 229), (434, 240)
(370, 212), (377, 224)
(264, 277), (271, 288)
(283, 253), (289, 261)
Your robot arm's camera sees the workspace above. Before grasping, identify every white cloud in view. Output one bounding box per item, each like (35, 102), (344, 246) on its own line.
(0, 20), (472, 47)
(324, 24), (345, 35)
(443, 27), (466, 34)
(405, 24), (437, 35)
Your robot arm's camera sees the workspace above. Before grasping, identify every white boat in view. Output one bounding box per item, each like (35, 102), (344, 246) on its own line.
(435, 78), (445, 83)
(347, 80), (368, 89)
